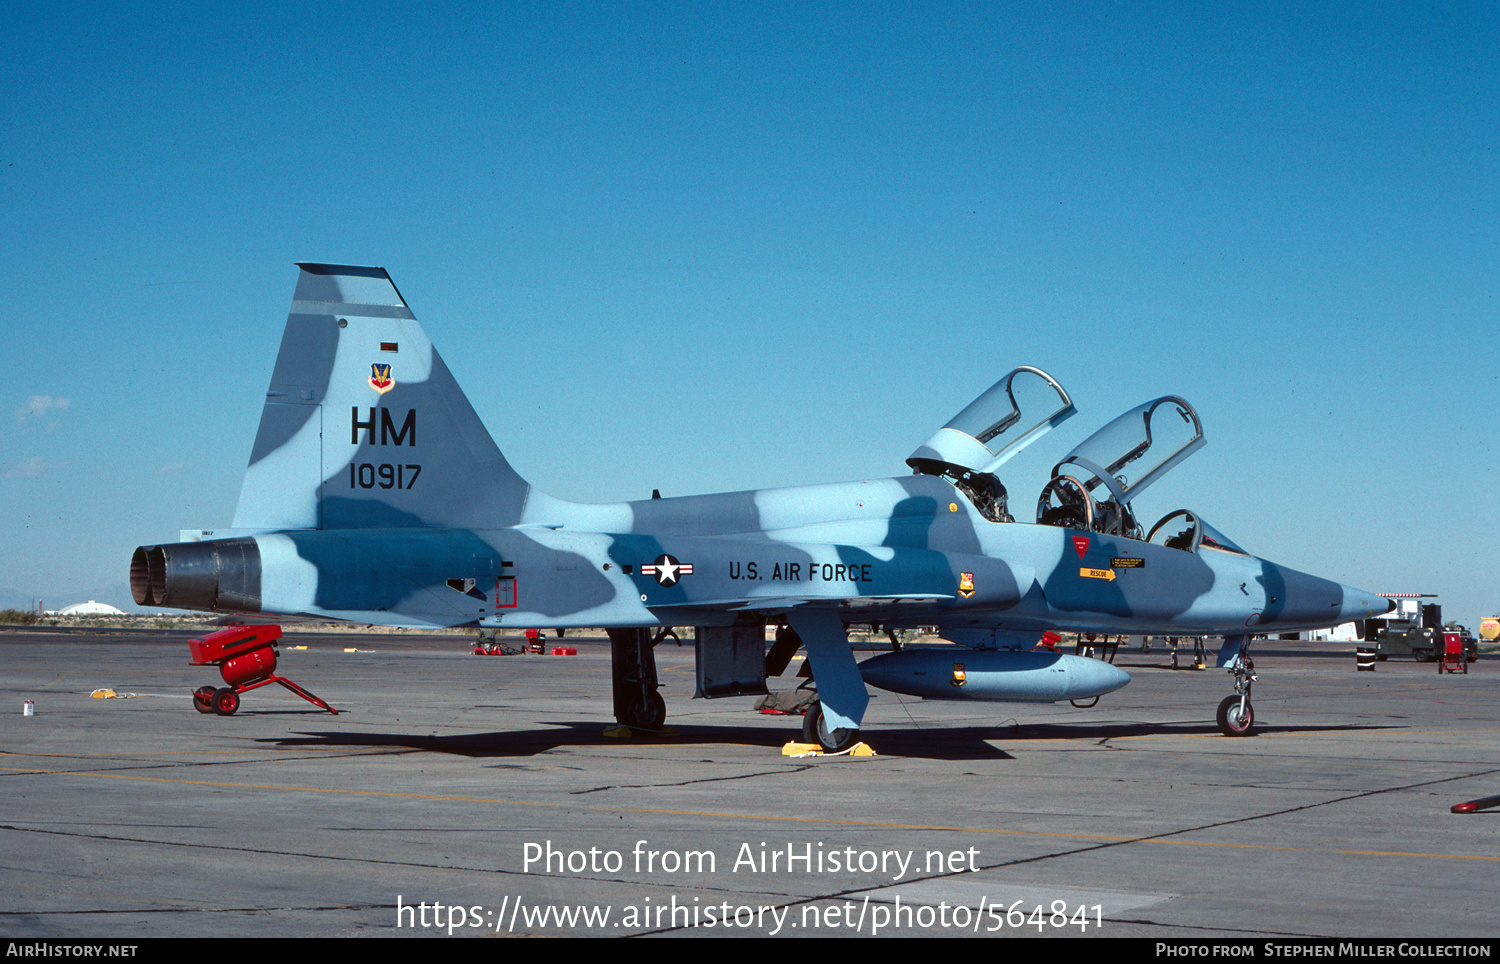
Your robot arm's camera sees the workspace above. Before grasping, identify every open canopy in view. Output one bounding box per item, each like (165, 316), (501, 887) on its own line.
(1053, 396), (1204, 506)
(1036, 396), (1206, 539)
(907, 366), (1075, 479)
(907, 367), (1075, 522)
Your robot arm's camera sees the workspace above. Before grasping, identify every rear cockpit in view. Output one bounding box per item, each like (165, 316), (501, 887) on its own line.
(906, 367), (1076, 522)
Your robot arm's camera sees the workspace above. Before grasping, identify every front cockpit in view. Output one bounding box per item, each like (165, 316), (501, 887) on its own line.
(1035, 395), (1204, 540)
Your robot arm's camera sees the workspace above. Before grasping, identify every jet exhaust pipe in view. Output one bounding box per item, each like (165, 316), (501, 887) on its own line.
(130, 538), (262, 613)
(859, 647), (1129, 702)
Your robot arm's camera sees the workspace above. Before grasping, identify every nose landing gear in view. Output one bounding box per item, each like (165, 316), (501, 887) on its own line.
(1217, 635), (1256, 737)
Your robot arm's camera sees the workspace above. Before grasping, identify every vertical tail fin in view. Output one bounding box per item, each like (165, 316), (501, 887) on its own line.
(232, 263), (531, 531)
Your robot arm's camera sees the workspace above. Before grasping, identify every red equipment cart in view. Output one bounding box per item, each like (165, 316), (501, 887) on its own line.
(187, 625), (339, 715)
(1437, 631), (1469, 675)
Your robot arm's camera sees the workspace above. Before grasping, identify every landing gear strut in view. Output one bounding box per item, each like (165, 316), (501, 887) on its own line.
(787, 610), (868, 752)
(608, 628), (665, 730)
(1217, 634), (1256, 737)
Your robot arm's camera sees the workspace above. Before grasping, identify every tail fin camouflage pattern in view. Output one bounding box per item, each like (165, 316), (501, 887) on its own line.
(233, 264), (531, 532)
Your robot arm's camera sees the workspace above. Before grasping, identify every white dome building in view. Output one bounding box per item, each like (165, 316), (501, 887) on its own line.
(56, 600), (126, 616)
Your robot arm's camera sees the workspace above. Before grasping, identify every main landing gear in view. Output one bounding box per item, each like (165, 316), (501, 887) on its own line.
(607, 628), (667, 731)
(785, 611), (869, 753)
(627, 689), (667, 730)
(774, 623), (861, 752)
(801, 697), (859, 753)
(1217, 634), (1256, 737)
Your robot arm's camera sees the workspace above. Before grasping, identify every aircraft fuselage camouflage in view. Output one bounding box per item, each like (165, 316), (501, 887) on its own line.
(132, 264), (1390, 749)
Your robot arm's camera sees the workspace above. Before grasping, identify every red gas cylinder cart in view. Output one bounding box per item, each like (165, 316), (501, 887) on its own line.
(1437, 631), (1469, 675)
(188, 625), (339, 715)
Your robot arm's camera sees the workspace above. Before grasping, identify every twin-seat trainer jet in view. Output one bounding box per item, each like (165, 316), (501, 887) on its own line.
(131, 264), (1391, 750)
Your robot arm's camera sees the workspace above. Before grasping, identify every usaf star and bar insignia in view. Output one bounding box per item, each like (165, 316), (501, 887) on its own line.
(641, 554), (693, 587)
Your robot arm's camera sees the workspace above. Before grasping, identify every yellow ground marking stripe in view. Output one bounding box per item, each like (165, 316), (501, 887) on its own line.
(3, 764), (1496, 864)
(1008, 728), (1500, 743)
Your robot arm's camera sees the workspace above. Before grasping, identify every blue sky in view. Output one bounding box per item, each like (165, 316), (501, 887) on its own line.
(2, 2), (1495, 625)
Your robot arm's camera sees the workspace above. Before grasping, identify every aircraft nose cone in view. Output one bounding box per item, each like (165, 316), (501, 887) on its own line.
(1066, 655), (1131, 699)
(1336, 584), (1394, 623)
(1264, 563), (1394, 629)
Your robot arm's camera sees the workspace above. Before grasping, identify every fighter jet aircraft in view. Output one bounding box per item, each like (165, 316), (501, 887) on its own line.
(131, 264), (1391, 750)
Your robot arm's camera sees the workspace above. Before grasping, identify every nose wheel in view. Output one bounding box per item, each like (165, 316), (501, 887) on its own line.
(1216, 694), (1254, 736)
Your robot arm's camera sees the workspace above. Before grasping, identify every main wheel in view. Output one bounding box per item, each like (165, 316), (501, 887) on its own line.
(192, 685), (217, 714)
(622, 690), (666, 730)
(1216, 694), (1254, 737)
(802, 699), (859, 752)
(212, 687), (240, 716)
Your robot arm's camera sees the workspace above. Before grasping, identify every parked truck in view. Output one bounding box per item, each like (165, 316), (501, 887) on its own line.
(1365, 599), (1476, 662)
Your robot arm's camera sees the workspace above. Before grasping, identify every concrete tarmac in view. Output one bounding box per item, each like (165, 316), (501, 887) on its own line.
(2, 628), (1497, 938)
